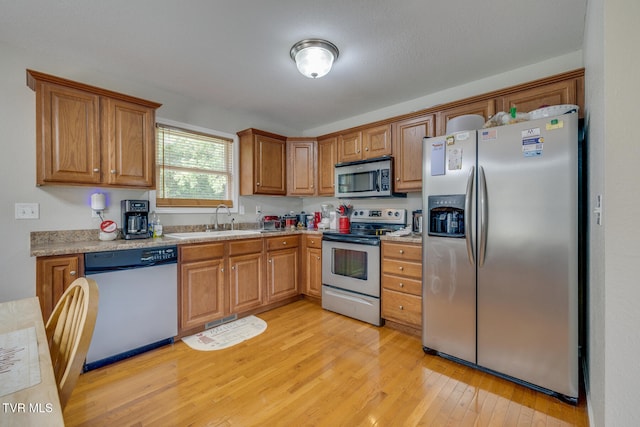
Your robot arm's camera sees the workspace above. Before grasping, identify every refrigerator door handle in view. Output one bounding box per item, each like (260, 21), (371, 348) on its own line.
(465, 166), (475, 266)
(479, 166), (488, 267)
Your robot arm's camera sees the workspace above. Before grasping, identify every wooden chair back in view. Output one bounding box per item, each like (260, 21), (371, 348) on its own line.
(45, 277), (99, 409)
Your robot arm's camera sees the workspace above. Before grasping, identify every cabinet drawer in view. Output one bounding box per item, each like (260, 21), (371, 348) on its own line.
(229, 238), (263, 256)
(382, 289), (422, 327)
(305, 234), (322, 249)
(382, 259), (422, 280)
(382, 274), (421, 296)
(382, 242), (422, 261)
(266, 235), (300, 251)
(180, 242), (225, 262)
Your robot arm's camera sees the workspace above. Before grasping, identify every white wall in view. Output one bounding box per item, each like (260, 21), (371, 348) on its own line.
(584, 0), (640, 425)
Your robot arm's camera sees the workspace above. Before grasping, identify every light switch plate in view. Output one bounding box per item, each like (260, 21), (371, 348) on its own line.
(15, 203), (40, 219)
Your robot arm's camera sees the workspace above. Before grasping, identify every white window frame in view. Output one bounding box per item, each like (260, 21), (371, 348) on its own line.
(150, 118), (240, 214)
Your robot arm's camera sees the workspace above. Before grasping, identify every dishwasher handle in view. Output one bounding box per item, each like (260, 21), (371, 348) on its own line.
(85, 258), (177, 274)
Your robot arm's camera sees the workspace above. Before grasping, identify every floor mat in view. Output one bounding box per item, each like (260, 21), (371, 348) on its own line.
(182, 315), (267, 351)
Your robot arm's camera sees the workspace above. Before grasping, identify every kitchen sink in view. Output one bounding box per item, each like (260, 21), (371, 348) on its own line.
(164, 230), (261, 240)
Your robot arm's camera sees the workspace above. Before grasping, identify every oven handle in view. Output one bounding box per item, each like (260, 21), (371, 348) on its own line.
(324, 288), (375, 306)
(322, 234), (381, 246)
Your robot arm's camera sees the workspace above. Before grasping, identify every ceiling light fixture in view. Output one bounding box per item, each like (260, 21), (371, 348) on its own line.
(290, 39), (339, 79)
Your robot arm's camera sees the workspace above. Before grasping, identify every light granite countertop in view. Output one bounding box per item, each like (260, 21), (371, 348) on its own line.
(30, 226), (422, 257)
(30, 227), (319, 257)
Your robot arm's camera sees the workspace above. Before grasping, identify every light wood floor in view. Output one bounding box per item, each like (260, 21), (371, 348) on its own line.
(64, 299), (589, 426)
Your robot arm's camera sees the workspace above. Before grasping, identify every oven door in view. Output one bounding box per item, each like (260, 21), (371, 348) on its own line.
(322, 237), (380, 297)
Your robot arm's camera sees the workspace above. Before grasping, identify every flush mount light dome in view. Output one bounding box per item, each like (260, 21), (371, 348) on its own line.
(290, 39), (339, 79)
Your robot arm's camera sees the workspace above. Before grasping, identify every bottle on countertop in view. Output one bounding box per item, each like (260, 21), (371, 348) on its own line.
(153, 214), (163, 238)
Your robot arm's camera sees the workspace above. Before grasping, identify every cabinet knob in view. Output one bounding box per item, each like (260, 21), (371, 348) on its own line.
(365, 147), (369, 151)
(311, 240), (315, 244)
(282, 241), (287, 245)
(268, 259), (272, 263)
(110, 169), (117, 174)
(221, 268), (224, 272)
(399, 305), (404, 310)
(256, 182), (260, 186)
(70, 271), (76, 276)
(231, 266), (235, 270)
(399, 266), (404, 271)
(317, 256), (320, 260)
(399, 249), (404, 254)
(93, 168), (99, 173)
(399, 283), (404, 288)
(396, 177), (400, 181)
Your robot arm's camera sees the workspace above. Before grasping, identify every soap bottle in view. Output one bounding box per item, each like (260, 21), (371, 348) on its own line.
(153, 215), (163, 238)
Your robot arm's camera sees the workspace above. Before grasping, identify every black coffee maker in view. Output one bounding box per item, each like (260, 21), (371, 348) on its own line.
(121, 200), (150, 240)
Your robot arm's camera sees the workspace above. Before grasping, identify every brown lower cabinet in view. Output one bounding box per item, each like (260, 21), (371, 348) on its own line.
(302, 234), (322, 299)
(36, 254), (83, 320)
(381, 241), (422, 330)
(265, 235), (300, 303)
(179, 242), (226, 331)
(228, 239), (264, 313)
(178, 236), (300, 335)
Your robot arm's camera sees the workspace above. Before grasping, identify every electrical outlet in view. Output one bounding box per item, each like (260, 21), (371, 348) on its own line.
(92, 209), (103, 218)
(15, 203), (40, 219)
(239, 205), (245, 215)
(256, 205), (261, 215)
(594, 194), (603, 225)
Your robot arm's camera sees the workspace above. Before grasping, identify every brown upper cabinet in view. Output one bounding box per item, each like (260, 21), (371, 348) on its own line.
(317, 136), (337, 196)
(392, 114), (435, 192)
(238, 128), (287, 195)
(27, 69), (161, 188)
(436, 99), (496, 136)
(496, 79), (580, 117)
(287, 138), (317, 196)
(337, 124), (391, 163)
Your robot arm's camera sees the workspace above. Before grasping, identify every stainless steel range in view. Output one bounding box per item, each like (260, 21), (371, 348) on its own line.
(322, 208), (407, 325)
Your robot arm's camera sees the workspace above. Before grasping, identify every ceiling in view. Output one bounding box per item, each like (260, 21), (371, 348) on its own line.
(0, 0), (586, 133)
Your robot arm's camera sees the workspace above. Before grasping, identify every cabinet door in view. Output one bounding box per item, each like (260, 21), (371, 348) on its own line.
(36, 254), (82, 320)
(497, 79), (578, 116)
(266, 248), (299, 302)
(38, 83), (101, 185)
(229, 252), (264, 313)
(102, 98), (155, 187)
(180, 258), (226, 330)
(287, 139), (316, 196)
(436, 99), (496, 136)
(392, 114), (435, 192)
(337, 131), (363, 163)
(362, 124), (392, 159)
(304, 247), (322, 298)
(317, 136), (337, 196)
(255, 134), (287, 195)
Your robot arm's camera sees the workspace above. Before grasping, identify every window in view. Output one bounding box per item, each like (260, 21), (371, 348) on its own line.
(155, 122), (234, 208)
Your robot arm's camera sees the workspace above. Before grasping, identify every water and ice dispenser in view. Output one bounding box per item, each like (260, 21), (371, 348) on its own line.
(427, 194), (465, 237)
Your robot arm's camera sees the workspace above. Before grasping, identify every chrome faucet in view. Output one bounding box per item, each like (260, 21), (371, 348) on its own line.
(214, 204), (231, 230)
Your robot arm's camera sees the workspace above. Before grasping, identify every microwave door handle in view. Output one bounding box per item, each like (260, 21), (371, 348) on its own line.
(376, 169), (381, 191)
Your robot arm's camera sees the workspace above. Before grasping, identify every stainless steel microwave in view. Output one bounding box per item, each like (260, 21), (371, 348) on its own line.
(334, 156), (406, 198)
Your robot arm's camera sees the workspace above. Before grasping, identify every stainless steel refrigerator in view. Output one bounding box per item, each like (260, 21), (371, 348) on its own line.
(421, 113), (579, 402)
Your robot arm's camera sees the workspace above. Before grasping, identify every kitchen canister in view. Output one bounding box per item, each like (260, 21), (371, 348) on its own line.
(338, 215), (350, 233)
